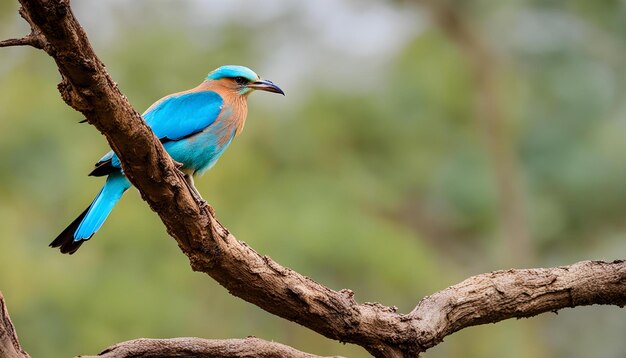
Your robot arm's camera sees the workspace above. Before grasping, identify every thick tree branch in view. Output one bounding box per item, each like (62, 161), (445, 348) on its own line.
(409, 260), (626, 349)
(79, 337), (338, 358)
(5, 1), (626, 357)
(0, 293), (30, 358)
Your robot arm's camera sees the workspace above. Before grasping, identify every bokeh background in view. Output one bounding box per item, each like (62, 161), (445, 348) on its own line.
(1, 1), (625, 357)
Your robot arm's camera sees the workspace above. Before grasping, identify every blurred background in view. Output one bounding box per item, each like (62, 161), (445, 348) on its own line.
(1, 0), (625, 357)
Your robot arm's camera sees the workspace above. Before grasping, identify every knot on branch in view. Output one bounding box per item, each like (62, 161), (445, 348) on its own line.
(57, 78), (92, 112)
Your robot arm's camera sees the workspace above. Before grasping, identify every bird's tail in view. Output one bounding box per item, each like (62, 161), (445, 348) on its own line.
(50, 171), (130, 254)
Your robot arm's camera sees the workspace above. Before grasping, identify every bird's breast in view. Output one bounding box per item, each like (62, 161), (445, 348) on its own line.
(166, 99), (247, 175)
(214, 91), (248, 138)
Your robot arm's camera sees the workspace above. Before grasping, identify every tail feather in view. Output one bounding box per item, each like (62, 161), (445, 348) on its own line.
(50, 172), (130, 254)
(49, 206), (90, 254)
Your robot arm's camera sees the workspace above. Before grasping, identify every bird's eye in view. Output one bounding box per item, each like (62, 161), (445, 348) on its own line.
(234, 76), (248, 85)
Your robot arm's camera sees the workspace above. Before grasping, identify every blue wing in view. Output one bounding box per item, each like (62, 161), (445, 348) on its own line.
(90, 91), (224, 176)
(145, 91), (223, 142)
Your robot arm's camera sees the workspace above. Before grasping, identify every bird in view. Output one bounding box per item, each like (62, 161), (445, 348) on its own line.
(50, 65), (284, 254)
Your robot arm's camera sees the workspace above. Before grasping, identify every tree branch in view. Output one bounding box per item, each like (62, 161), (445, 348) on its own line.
(4, 1), (626, 357)
(409, 260), (626, 349)
(0, 292), (30, 358)
(0, 33), (42, 49)
(79, 337), (337, 358)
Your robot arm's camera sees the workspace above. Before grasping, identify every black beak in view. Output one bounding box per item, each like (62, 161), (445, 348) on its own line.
(248, 79), (285, 95)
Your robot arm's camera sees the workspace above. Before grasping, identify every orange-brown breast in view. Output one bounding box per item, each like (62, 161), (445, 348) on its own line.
(204, 79), (248, 144)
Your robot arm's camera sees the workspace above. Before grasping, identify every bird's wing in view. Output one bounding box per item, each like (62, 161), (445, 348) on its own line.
(89, 90), (224, 177)
(144, 90), (224, 142)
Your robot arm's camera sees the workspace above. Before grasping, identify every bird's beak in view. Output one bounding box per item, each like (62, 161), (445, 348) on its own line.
(248, 79), (285, 95)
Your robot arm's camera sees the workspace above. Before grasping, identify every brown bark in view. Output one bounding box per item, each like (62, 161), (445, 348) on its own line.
(81, 337), (337, 358)
(0, 293), (30, 358)
(409, 260), (626, 347)
(2, 1), (625, 357)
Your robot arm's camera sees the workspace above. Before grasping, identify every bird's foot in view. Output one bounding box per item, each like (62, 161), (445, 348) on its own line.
(188, 184), (205, 202)
(183, 173), (207, 207)
(188, 187), (207, 208)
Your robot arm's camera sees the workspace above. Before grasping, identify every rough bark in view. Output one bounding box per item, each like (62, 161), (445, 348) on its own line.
(82, 337), (337, 358)
(409, 260), (626, 347)
(0, 293), (30, 358)
(2, 1), (625, 357)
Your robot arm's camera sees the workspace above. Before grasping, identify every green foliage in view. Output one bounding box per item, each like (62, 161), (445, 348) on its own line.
(0, 1), (625, 357)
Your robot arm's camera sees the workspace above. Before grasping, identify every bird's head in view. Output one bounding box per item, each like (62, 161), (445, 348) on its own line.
(207, 65), (284, 97)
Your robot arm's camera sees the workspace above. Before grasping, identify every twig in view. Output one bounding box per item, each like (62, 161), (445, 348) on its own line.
(0, 33), (42, 49)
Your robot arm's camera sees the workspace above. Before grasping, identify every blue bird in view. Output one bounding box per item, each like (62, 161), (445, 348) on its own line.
(50, 65), (284, 254)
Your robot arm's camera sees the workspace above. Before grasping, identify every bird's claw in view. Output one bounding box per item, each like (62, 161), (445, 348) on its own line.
(187, 187), (206, 206)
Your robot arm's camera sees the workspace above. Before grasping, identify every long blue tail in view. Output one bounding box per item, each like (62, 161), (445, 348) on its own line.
(50, 171), (131, 254)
